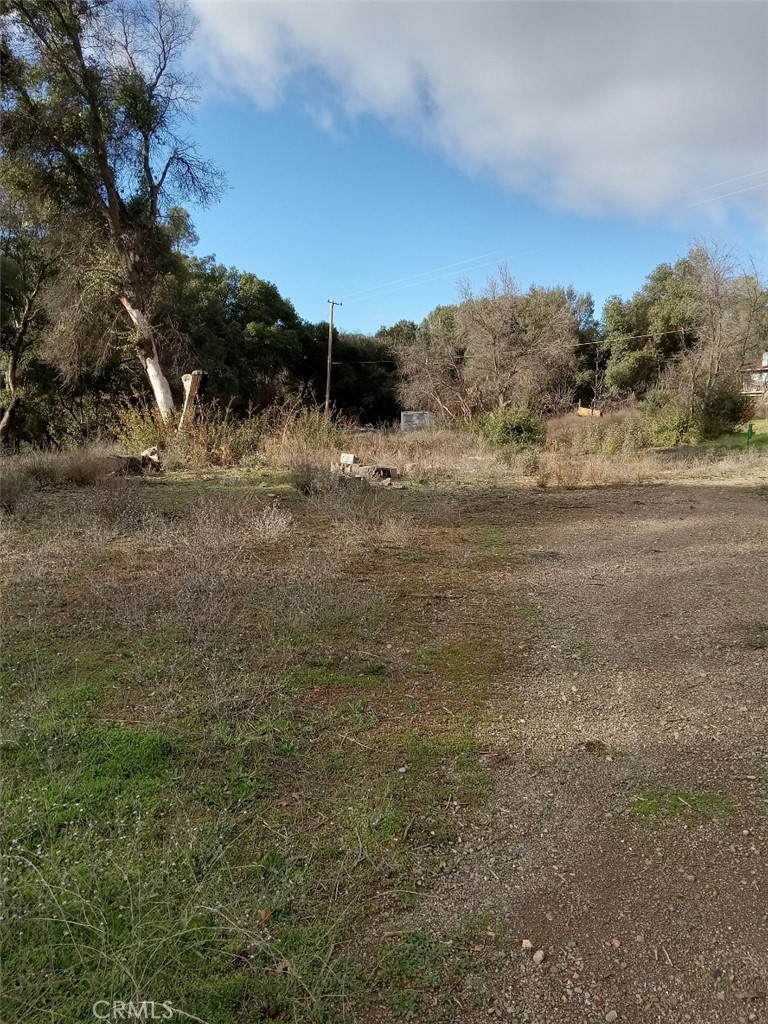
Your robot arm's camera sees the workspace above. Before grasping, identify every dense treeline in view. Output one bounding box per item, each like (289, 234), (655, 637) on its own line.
(1, 0), (766, 450)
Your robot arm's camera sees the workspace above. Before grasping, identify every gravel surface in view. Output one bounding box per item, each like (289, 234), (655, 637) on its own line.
(378, 480), (768, 1024)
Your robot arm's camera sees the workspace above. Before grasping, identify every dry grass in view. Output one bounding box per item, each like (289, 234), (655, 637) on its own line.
(534, 451), (660, 488)
(545, 409), (648, 455)
(0, 447), (121, 513)
(306, 482), (416, 550)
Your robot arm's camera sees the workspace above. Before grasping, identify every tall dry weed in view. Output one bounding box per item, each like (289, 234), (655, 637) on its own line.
(546, 410), (649, 455)
(535, 451), (660, 489)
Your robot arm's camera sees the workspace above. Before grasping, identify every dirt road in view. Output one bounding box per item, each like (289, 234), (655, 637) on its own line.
(395, 481), (768, 1024)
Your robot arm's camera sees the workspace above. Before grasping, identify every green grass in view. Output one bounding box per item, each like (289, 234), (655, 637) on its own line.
(414, 639), (504, 696)
(630, 788), (736, 823)
(704, 417), (768, 451)
(375, 913), (506, 1020)
(287, 660), (389, 693)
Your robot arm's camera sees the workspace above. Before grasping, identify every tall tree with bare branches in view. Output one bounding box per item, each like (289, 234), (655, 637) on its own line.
(1, 0), (222, 420)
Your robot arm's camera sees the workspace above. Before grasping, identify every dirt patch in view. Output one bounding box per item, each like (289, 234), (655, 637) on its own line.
(373, 482), (768, 1024)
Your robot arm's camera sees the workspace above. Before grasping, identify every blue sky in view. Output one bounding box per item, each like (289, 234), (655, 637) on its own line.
(186, 1), (768, 335)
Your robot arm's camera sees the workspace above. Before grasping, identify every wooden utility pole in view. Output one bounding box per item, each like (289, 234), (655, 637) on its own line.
(325, 299), (341, 416)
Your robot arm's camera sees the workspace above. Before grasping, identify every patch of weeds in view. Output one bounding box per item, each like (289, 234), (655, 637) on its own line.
(226, 767), (274, 801)
(406, 550), (432, 564)
(379, 931), (453, 1016)
(404, 699), (421, 713)
(630, 788), (736, 823)
(516, 602), (541, 621)
(4, 720), (177, 843)
(288, 663), (387, 693)
(416, 646), (440, 670)
(376, 916), (500, 1020)
(1, 625), (188, 736)
(363, 659), (388, 676)
(333, 698), (380, 733)
(413, 640), (501, 694)
(465, 525), (518, 561)
(4, 842), (252, 1024)
(577, 640), (599, 664)
(386, 729), (491, 841)
(1, 471), (507, 1023)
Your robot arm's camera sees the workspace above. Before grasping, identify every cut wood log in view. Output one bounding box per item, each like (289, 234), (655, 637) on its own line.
(106, 447), (163, 476)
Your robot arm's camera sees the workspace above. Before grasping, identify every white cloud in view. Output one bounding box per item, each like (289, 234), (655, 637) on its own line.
(190, 0), (768, 220)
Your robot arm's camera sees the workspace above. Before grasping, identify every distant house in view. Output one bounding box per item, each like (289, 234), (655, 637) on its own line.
(740, 351), (768, 400)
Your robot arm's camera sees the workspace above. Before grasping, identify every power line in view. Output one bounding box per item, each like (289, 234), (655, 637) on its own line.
(687, 181), (768, 208)
(338, 243), (555, 305)
(575, 326), (700, 347)
(337, 246), (515, 302)
(690, 166), (768, 193)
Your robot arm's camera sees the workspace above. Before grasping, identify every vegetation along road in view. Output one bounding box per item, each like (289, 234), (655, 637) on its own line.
(2, 455), (766, 1024)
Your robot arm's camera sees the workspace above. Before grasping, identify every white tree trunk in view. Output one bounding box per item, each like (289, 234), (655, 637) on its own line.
(177, 369), (203, 433)
(120, 297), (176, 423)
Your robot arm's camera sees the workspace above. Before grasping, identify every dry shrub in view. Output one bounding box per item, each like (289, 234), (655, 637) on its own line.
(307, 482), (415, 547)
(0, 458), (37, 512)
(263, 406), (349, 468)
(250, 502), (294, 540)
(349, 428), (507, 482)
(376, 511), (416, 546)
(546, 410), (649, 455)
(9, 448), (118, 489)
(654, 448), (766, 482)
(71, 488), (379, 654)
(69, 491), (300, 644)
(115, 403), (269, 469)
(285, 455), (341, 495)
(535, 452), (659, 489)
(171, 412), (268, 469)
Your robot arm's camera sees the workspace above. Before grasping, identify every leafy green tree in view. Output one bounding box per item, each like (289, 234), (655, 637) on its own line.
(603, 243), (767, 412)
(603, 260), (698, 397)
(151, 259), (400, 421)
(0, 195), (59, 443)
(514, 284), (597, 412)
(153, 257), (308, 412)
(1, 0), (221, 421)
(329, 332), (400, 422)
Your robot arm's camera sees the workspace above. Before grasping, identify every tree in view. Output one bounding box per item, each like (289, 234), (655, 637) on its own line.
(514, 284), (595, 413)
(154, 257), (309, 413)
(395, 304), (476, 419)
(394, 269), (594, 420)
(603, 260), (699, 397)
(1, 0), (221, 421)
(456, 266), (523, 411)
(328, 332), (399, 422)
(603, 242), (768, 409)
(0, 194), (59, 443)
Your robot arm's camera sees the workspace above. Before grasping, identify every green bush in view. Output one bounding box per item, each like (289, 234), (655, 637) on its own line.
(478, 408), (545, 447)
(642, 391), (698, 447)
(642, 383), (753, 447)
(695, 382), (753, 440)
(114, 403), (173, 453)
